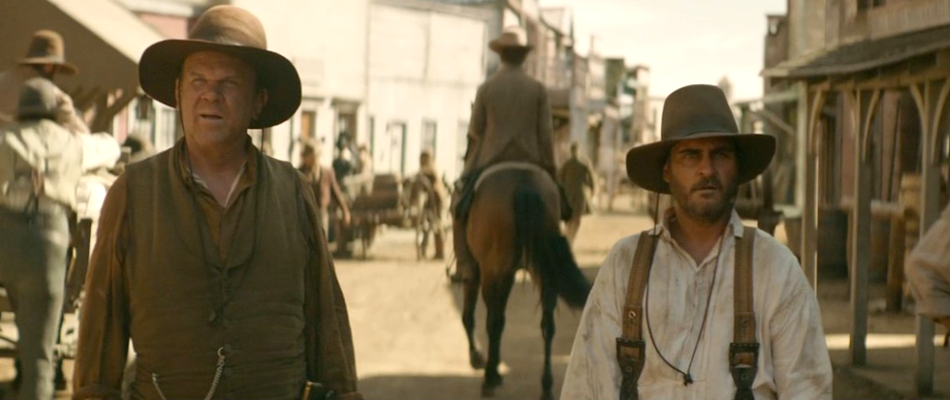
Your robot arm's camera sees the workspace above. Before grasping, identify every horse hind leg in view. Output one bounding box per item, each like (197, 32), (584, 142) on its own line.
(481, 273), (515, 398)
(540, 286), (558, 400)
(462, 266), (485, 370)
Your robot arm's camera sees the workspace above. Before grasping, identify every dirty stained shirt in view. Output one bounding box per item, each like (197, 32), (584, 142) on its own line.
(561, 211), (832, 400)
(73, 142), (361, 400)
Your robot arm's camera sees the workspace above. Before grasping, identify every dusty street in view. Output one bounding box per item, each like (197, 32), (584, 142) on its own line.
(0, 207), (940, 399)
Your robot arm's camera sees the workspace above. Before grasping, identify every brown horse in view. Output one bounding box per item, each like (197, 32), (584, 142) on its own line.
(462, 164), (590, 400)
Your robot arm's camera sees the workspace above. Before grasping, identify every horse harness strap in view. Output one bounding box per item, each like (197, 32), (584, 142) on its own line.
(616, 226), (758, 400)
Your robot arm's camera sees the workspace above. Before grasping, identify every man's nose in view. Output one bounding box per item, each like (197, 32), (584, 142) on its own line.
(199, 82), (224, 101)
(696, 153), (716, 177)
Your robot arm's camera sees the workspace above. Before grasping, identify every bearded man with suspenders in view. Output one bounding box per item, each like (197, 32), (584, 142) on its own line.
(560, 85), (832, 400)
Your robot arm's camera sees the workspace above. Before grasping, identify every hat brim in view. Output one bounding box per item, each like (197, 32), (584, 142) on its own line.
(625, 132), (776, 194)
(19, 58), (78, 75)
(488, 40), (532, 53)
(139, 39), (301, 129)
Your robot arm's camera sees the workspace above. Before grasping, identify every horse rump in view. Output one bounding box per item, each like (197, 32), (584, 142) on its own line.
(513, 186), (591, 309)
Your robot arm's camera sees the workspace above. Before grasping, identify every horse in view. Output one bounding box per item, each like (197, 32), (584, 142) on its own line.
(461, 163), (591, 400)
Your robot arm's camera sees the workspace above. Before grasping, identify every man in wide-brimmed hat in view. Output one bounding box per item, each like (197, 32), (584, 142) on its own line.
(451, 25), (568, 281)
(0, 77), (83, 400)
(74, 6), (361, 400)
(0, 30), (89, 134)
(561, 84), (832, 400)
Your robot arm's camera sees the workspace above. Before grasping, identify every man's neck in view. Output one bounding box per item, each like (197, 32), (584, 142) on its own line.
(668, 208), (731, 265)
(186, 136), (247, 176)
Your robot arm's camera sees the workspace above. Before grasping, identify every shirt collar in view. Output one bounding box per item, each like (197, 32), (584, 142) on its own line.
(651, 208), (745, 240)
(175, 136), (260, 191)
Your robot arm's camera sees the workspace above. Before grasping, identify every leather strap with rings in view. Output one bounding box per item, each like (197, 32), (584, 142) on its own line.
(616, 226), (759, 400)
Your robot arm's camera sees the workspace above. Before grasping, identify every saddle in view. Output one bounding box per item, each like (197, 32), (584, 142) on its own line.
(453, 162), (572, 224)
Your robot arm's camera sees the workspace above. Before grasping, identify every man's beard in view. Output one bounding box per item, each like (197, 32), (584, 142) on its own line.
(670, 176), (738, 224)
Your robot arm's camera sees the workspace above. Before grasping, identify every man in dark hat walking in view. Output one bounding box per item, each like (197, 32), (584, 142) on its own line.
(74, 6), (361, 400)
(0, 30), (89, 134)
(558, 142), (596, 244)
(452, 25), (566, 281)
(560, 85), (831, 400)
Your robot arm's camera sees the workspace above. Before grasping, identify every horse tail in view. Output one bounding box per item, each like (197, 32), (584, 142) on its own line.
(513, 186), (591, 309)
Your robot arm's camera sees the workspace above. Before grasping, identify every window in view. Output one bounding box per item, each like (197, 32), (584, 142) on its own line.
(422, 120), (437, 155)
(300, 110), (316, 141)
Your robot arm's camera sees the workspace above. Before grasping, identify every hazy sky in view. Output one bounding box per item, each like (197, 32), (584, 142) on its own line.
(542, 0), (787, 101)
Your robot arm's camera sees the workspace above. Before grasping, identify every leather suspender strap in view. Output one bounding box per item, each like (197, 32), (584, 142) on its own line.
(730, 226), (758, 400)
(616, 230), (657, 400)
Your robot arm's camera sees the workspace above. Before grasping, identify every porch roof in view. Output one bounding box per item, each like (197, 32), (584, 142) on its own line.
(763, 24), (950, 79)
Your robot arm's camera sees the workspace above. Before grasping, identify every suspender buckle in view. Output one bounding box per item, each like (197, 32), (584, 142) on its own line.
(729, 342), (759, 400)
(616, 338), (645, 400)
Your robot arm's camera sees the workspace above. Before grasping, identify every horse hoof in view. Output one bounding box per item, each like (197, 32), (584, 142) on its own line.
(470, 350), (486, 370)
(481, 377), (503, 398)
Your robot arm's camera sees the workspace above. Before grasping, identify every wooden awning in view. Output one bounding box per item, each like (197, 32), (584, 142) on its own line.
(0, 0), (166, 130)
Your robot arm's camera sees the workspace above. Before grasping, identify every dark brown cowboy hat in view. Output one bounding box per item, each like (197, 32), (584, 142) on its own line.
(139, 5), (301, 129)
(489, 26), (533, 53)
(625, 84), (775, 194)
(19, 30), (78, 75)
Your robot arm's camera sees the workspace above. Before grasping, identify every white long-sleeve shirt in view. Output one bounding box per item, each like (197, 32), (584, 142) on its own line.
(561, 211), (832, 400)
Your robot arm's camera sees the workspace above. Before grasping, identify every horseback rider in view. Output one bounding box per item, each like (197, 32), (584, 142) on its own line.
(452, 26), (570, 281)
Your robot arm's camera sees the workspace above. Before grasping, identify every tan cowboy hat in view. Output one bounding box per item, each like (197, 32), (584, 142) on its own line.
(139, 5), (301, 129)
(625, 84), (775, 194)
(19, 30), (78, 75)
(489, 26), (532, 53)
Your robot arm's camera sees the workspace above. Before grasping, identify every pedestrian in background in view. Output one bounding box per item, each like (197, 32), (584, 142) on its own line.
(0, 77), (83, 400)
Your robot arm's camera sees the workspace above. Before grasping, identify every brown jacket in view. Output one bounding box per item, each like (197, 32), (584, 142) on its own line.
(463, 65), (555, 176)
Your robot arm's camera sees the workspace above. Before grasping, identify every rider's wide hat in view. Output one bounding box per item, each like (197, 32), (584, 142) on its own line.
(139, 5), (301, 129)
(625, 84), (775, 194)
(489, 26), (532, 53)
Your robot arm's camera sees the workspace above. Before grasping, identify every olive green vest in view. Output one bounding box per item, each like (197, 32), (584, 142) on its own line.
(124, 146), (309, 400)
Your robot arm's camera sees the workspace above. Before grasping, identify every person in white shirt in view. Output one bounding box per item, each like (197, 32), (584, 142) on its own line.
(560, 84), (832, 400)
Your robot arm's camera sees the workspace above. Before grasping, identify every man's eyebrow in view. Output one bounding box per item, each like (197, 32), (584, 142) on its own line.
(676, 147), (701, 154)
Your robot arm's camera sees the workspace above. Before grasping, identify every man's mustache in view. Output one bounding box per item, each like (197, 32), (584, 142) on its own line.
(691, 178), (723, 193)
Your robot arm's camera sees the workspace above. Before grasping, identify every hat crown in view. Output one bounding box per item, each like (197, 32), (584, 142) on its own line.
(189, 5), (267, 50)
(660, 84), (738, 141)
(17, 78), (59, 119)
(24, 30), (66, 61)
(490, 26), (529, 50)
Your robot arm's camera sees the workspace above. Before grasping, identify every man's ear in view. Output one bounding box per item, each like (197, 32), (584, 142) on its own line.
(254, 88), (269, 120)
(174, 78), (181, 106)
(662, 161), (671, 183)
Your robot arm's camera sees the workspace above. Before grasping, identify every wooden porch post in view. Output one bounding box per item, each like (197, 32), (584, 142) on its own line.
(800, 82), (821, 289)
(910, 78), (950, 396)
(850, 88), (880, 366)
